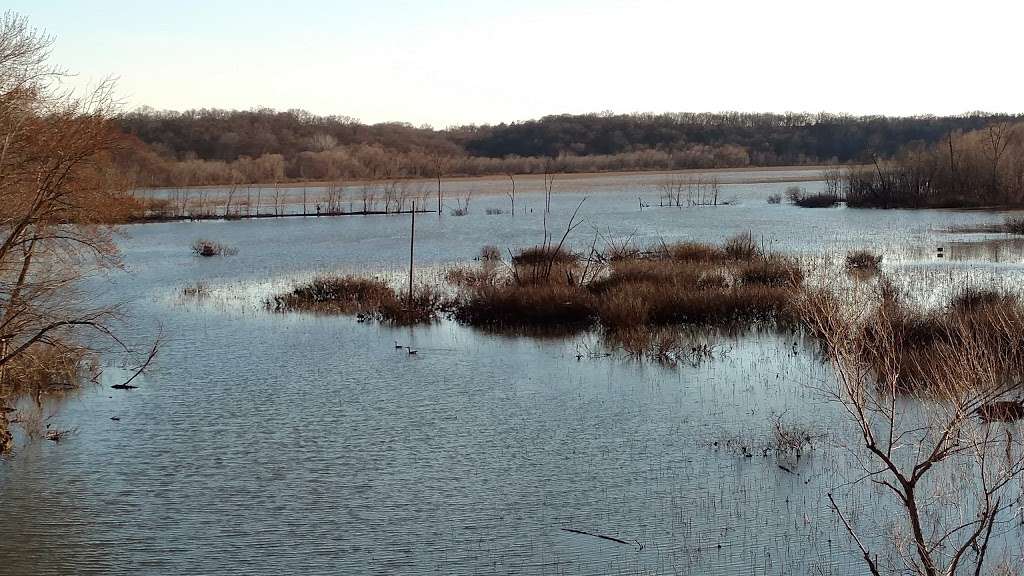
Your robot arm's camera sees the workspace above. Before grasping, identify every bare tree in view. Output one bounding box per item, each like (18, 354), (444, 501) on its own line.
(543, 163), (556, 213)
(802, 286), (1024, 575)
(506, 173), (516, 216)
(0, 12), (155, 452)
(432, 154), (451, 217)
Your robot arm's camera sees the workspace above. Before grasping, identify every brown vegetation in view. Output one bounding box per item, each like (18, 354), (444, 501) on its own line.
(786, 185), (841, 207)
(452, 235), (802, 331)
(1, 13), (154, 452)
(844, 250), (882, 272)
(845, 122), (1024, 208)
(801, 280), (1024, 575)
(267, 276), (447, 325)
(192, 239), (237, 257)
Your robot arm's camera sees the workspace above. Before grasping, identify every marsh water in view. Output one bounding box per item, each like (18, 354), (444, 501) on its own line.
(4, 169), (1024, 575)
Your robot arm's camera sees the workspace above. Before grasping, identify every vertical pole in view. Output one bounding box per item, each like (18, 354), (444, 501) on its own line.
(408, 200), (415, 303)
(303, 187), (307, 216)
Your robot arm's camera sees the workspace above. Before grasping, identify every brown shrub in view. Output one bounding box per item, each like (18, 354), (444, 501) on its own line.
(654, 241), (729, 263)
(454, 283), (597, 328)
(845, 250), (882, 272)
(378, 285), (448, 325)
(480, 245), (502, 261)
(736, 257), (804, 287)
(192, 239), (237, 257)
(269, 276), (447, 324)
(723, 232), (761, 260)
(270, 276), (394, 314)
(512, 245), (578, 266)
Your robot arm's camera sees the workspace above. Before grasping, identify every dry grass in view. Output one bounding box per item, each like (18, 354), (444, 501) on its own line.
(604, 326), (718, 367)
(269, 276), (446, 324)
(479, 245), (502, 261)
(0, 344), (92, 454)
(452, 236), (800, 331)
(454, 283), (597, 328)
(736, 257), (804, 287)
(793, 193), (840, 208)
(802, 281), (1024, 393)
(512, 245), (578, 266)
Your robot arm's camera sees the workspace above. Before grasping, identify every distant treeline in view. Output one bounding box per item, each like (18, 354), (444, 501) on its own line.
(113, 108), (1024, 187)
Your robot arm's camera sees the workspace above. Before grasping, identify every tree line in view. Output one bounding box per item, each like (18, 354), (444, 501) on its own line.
(113, 109), (1024, 188)
(843, 122), (1024, 208)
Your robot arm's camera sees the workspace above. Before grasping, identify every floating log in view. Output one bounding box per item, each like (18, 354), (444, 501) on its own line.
(560, 527), (631, 546)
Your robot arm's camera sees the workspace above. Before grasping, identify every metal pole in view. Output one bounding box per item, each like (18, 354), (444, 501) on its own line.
(408, 200), (415, 303)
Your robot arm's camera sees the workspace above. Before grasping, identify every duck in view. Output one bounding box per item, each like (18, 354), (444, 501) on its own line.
(394, 341), (404, 349)
(406, 347), (418, 355)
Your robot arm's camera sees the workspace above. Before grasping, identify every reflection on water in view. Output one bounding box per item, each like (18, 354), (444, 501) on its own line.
(902, 236), (1024, 263)
(3, 174), (1024, 575)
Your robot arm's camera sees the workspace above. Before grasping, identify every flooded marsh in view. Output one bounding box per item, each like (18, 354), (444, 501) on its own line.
(4, 171), (1024, 575)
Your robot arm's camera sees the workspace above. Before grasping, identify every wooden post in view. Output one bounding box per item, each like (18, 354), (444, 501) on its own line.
(408, 200), (415, 303)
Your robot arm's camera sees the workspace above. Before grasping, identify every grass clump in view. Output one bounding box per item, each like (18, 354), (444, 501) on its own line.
(844, 250), (883, 272)
(454, 283), (597, 328)
(736, 257), (804, 287)
(785, 185), (839, 208)
(512, 245), (577, 266)
(268, 276), (445, 325)
(723, 232), (761, 260)
(192, 239), (237, 257)
(802, 281), (1024, 393)
(793, 193), (840, 208)
(479, 245), (502, 261)
(1004, 216), (1024, 234)
(452, 235), (800, 332)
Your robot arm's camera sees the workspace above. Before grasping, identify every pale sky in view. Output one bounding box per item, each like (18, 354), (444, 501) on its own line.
(8, 0), (1023, 127)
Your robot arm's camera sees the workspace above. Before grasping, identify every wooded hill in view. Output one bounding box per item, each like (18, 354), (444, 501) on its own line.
(114, 109), (1022, 187)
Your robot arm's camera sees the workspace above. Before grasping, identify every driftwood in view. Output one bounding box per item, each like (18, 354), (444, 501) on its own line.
(560, 527), (630, 546)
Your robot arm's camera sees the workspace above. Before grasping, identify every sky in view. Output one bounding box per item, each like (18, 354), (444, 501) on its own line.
(7, 0), (1024, 127)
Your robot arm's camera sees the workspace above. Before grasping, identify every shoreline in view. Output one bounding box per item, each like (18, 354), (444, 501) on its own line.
(147, 164), (840, 192)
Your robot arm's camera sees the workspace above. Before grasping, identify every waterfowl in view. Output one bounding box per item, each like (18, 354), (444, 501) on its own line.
(407, 347), (418, 355)
(394, 341), (404, 349)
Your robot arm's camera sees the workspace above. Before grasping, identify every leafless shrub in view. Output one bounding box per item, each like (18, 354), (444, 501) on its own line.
(192, 239), (237, 257)
(479, 245), (502, 261)
(844, 250), (883, 272)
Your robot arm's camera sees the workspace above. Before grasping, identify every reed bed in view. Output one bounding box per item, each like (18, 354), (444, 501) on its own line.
(267, 276), (448, 325)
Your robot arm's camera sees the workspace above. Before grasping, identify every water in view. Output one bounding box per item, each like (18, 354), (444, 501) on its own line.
(3, 171), (1024, 575)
